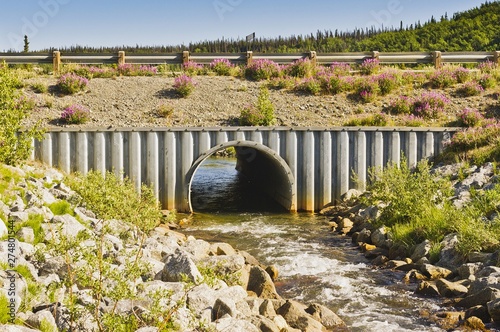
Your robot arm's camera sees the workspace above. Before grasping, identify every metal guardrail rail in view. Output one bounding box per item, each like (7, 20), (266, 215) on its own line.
(1, 50), (499, 73)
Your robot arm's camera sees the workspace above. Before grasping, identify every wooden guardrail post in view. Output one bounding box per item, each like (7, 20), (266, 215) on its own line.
(182, 51), (190, 65)
(494, 51), (500, 65)
(53, 51), (61, 75)
(246, 51), (253, 66)
(433, 51), (442, 69)
(118, 51), (126, 66)
(371, 51), (380, 61)
(309, 51), (317, 66)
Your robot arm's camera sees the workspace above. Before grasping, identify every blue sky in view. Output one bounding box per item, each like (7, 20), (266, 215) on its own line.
(0, 0), (489, 52)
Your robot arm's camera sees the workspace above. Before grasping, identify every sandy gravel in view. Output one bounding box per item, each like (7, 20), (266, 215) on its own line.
(21, 74), (500, 129)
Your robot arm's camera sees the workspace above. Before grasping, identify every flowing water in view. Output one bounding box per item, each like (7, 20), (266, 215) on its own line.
(182, 157), (445, 332)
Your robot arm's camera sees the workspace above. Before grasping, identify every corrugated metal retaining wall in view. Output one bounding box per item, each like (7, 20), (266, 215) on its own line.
(33, 127), (456, 212)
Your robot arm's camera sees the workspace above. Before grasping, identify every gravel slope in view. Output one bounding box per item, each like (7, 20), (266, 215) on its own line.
(22, 74), (500, 129)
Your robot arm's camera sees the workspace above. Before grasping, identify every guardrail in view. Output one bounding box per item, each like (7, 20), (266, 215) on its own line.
(1, 50), (499, 73)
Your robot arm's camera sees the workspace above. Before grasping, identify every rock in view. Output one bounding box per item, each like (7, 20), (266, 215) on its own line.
(337, 218), (354, 234)
(468, 277), (500, 296)
(259, 299), (277, 318)
(415, 281), (440, 297)
(465, 305), (491, 323)
(305, 303), (346, 329)
(187, 283), (217, 316)
(371, 255), (388, 266)
(39, 256), (67, 278)
(487, 298), (500, 324)
(477, 266), (500, 278)
(420, 264), (452, 280)
(276, 300), (325, 332)
(342, 189), (362, 201)
(197, 255), (245, 275)
(9, 211), (29, 223)
(210, 242), (237, 256)
(249, 315), (282, 332)
(238, 250), (261, 266)
(468, 252), (492, 264)
(436, 233), (465, 270)
(0, 326), (40, 332)
(16, 227), (35, 243)
(265, 265), (279, 281)
(383, 260), (408, 270)
(212, 298), (238, 321)
(247, 266), (281, 299)
(212, 316), (259, 332)
(411, 240), (431, 262)
(370, 227), (388, 248)
(355, 228), (371, 244)
(435, 278), (468, 298)
(162, 248), (202, 283)
(458, 263), (483, 280)
(458, 287), (500, 308)
(182, 237), (211, 260)
(135, 328), (159, 332)
(403, 270), (427, 284)
(461, 316), (486, 331)
(25, 310), (58, 332)
(43, 214), (87, 241)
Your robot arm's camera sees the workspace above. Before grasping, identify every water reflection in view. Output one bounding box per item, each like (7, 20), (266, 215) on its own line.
(190, 157), (286, 213)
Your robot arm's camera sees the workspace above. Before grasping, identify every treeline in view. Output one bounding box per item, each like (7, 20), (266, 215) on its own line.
(37, 1), (499, 54)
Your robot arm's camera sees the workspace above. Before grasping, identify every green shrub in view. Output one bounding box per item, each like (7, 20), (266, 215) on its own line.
(66, 170), (163, 233)
(344, 112), (391, 126)
(31, 82), (48, 93)
(173, 74), (196, 97)
(296, 78), (322, 95)
(48, 200), (73, 215)
(239, 87), (275, 126)
(0, 64), (43, 165)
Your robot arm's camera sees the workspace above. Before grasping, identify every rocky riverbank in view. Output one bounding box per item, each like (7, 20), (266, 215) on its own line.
(322, 162), (500, 331)
(0, 162), (346, 331)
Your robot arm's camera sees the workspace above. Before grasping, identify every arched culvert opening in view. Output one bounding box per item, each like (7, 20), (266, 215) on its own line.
(186, 141), (296, 213)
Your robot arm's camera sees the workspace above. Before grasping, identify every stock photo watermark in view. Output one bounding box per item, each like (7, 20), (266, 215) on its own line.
(366, 0), (407, 30)
(213, 0), (244, 21)
(6, 217), (18, 323)
(8, 0), (70, 50)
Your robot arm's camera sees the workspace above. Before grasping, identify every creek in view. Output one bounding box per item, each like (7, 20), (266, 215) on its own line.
(180, 157), (445, 331)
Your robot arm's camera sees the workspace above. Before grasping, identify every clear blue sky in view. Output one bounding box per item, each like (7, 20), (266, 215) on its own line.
(0, 0), (489, 52)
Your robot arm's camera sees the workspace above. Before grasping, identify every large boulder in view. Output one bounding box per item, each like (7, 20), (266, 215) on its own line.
(436, 233), (465, 270)
(161, 248), (202, 283)
(247, 266), (281, 299)
(276, 300), (325, 332)
(435, 278), (468, 298)
(305, 303), (346, 329)
(487, 298), (500, 324)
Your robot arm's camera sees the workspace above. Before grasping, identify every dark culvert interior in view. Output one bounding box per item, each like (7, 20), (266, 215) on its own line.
(190, 147), (293, 213)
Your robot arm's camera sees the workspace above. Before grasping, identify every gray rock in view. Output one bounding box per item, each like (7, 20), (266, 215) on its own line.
(39, 256), (67, 278)
(468, 276), (500, 296)
(477, 266), (500, 278)
(0, 326), (40, 332)
(187, 283), (217, 314)
(459, 287), (500, 308)
(356, 228), (372, 244)
(135, 328), (159, 332)
(371, 227), (388, 248)
(25, 310), (57, 332)
(213, 316), (260, 332)
(411, 240), (431, 262)
(465, 305), (491, 323)
(436, 233), (465, 270)
(259, 299), (277, 318)
(16, 227), (35, 243)
(182, 237), (211, 260)
(43, 214), (87, 241)
(197, 255), (245, 275)
(0, 218), (7, 238)
(213, 298), (238, 321)
(435, 278), (468, 298)
(337, 218), (354, 234)
(9, 211), (29, 223)
(468, 251), (492, 263)
(487, 298), (500, 323)
(162, 248), (202, 283)
(458, 263), (483, 280)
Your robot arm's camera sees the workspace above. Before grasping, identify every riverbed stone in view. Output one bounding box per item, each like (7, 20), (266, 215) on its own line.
(465, 305), (491, 323)
(415, 281), (440, 297)
(276, 300), (325, 332)
(247, 266), (281, 300)
(461, 316), (486, 330)
(209, 242), (237, 256)
(468, 276), (500, 296)
(249, 315), (282, 332)
(305, 303), (347, 329)
(370, 227), (388, 248)
(477, 266), (500, 278)
(355, 228), (371, 244)
(337, 217), (354, 234)
(183, 237), (211, 260)
(411, 240), (431, 262)
(458, 263), (483, 280)
(403, 270), (427, 284)
(436, 278), (468, 298)
(420, 264), (452, 280)
(436, 233), (466, 270)
(458, 287), (500, 308)
(487, 298), (500, 323)
(198, 254), (246, 275)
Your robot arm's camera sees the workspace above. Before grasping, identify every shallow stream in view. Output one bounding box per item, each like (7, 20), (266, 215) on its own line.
(181, 157), (444, 331)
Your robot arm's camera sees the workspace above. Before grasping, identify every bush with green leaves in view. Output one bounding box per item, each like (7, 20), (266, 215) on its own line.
(0, 63), (43, 165)
(344, 112), (391, 126)
(239, 87), (275, 126)
(173, 74), (196, 97)
(66, 170), (163, 233)
(360, 159), (500, 255)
